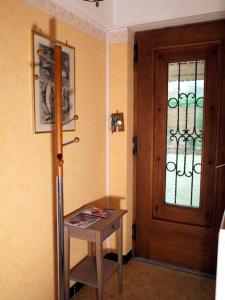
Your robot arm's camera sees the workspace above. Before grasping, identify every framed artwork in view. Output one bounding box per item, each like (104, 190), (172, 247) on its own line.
(33, 31), (75, 133)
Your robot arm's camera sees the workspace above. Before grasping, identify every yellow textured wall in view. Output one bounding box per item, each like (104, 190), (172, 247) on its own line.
(0, 1), (106, 299)
(109, 43), (133, 254)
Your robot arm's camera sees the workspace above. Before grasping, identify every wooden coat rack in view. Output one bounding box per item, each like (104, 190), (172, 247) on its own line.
(54, 45), (65, 300)
(36, 44), (79, 300)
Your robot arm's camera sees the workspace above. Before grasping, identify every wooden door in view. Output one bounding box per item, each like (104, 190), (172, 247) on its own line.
(134, 21), (225, 273)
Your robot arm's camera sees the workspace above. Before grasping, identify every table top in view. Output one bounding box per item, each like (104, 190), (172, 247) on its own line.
(64, 205), (127, 234)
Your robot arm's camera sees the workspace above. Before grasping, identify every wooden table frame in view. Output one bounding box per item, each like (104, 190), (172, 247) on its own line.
(64, 208), (127, 300)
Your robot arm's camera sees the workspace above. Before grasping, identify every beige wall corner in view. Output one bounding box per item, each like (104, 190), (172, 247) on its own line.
(109, 41), (134, 255)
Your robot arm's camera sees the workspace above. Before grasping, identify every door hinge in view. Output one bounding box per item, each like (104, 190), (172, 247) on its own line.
(133, 136), (138, 155)
(134, 42), (138, 64)
(132, 224), (136, 241)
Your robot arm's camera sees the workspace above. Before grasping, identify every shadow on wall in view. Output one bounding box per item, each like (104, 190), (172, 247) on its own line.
(32, 17), (61, 300)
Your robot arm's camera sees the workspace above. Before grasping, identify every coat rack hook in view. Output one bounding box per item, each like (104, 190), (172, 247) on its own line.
(62, 137), (80, 147)
(63, 115), (79, 126)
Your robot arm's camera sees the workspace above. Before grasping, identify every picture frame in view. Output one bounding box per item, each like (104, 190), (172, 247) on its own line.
(32, 31), (75, 133)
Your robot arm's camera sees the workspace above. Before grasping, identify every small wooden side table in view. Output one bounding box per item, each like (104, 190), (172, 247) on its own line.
(64, 207), (127, 300)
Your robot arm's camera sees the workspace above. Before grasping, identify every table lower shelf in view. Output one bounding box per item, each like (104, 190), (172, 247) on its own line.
(69, 256), (119, 288)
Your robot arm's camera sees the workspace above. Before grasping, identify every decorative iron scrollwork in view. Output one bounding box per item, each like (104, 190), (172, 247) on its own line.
(166, 61), (204, 207)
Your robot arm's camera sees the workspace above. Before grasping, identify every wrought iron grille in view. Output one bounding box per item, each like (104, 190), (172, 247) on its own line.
(165, 60), (205, 208)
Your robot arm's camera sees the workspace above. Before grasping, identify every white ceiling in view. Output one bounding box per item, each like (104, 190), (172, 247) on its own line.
(56, 0), (225, 31)
(113, 0), (225, 28)
(55, 0), (113, 29)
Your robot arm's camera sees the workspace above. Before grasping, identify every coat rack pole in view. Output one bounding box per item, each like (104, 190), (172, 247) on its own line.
(54, 45), (65, 300)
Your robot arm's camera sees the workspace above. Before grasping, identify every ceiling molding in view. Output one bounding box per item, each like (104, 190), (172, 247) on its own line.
(129, 10), (225, 32)
(25, 0), (225, 45)
(25, 0), (134, 45)
(55, 0), (113, 29)
(25, 0), (106, 41)
(108, 28), (134, 45)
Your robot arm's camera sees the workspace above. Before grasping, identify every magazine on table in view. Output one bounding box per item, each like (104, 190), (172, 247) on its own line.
(65, 213), (100, 228)
(81, 207), (114, 218)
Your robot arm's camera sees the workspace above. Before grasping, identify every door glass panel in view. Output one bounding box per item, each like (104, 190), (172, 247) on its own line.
(165, 60), (205, 208)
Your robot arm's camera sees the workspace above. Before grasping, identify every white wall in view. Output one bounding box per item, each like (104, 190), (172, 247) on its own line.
(216, 213), (225, 300)
(113, 0), (225, 27)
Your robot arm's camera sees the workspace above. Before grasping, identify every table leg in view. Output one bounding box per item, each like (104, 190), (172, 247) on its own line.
(96, 232), (103, 300)
(64, 227), (70, 300)
(88, 241), (93, 256)
(116, 218), (123, 294)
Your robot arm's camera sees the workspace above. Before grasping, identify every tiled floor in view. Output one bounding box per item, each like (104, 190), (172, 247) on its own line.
(72, 259), (215, 300)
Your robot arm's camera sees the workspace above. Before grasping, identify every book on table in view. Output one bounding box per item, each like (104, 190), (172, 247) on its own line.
(65, 213), (100, 228)
(81, 207), (113, 218)
(65, 207), (114, 229)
